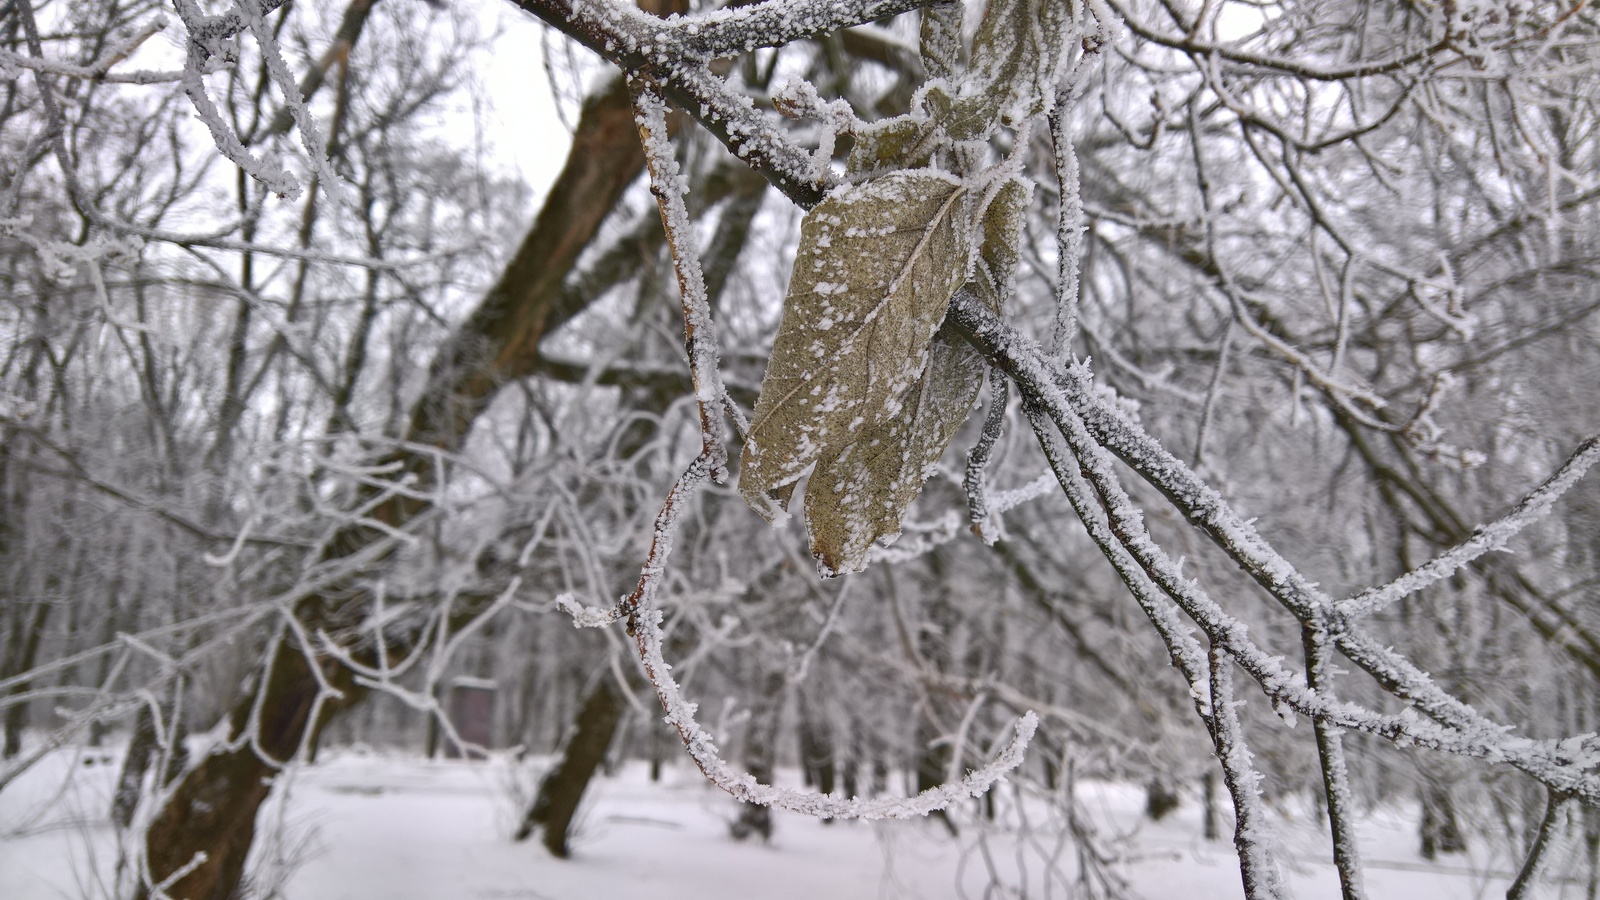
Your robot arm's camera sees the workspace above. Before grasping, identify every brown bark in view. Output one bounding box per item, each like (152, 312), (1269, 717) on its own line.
(139, 3), (687, 894)
(730, 666), (786, 841)
(404, 73), (659, 455)
(513, 677), (626, 857)
(140, 644), (357, 900)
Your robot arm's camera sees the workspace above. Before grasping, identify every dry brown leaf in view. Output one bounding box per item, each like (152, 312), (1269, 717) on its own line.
(945, 0), (1072, 141)
(804, 320), (987, 574)
(740, 170), (973, 530)
(801, 178), (1028, 573)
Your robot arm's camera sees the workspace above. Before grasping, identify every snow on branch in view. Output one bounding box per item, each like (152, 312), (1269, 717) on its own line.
(1339, 436), (1600, 619)
(513, 0), (1600, 866)
(660, 0), (936, 61)
(951, 292), (1600, 804)
(0, 15), (184, 84)
(632, 82), (731, 480)
(558, 447), (1038, 819)
(171, 0), (345, 203)
(508, 0), (943, 205)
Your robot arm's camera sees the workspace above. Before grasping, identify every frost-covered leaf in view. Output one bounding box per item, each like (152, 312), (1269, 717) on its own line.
(846, 115), (935, 177)
(977, 176), (1031, 301)
(944, 0), (1073, 141)
(741, 170), (974, 542)
(797, 179), (1032, 572)
(919, 0), (965, 83)
(804, 319), (986, 574)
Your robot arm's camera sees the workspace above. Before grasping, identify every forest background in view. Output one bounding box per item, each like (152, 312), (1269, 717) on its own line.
(2, 0), (1599, 898)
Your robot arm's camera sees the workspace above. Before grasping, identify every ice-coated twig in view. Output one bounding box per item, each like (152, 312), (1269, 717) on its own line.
(1206, 646), (1285, 900)
(986, 472), (1059, 514)
(556, 593), (626, 628)
(1339, 435), (1600, 619)
(1301, 624), (1366, 900)
(1193, 315), (1234, 469)
(8, 0), (83, 213)
(1019, 398), (1211, 692)
(952, 292), (1600, 803)
(0, 15), (180, 84)
(235, 0), (349, 205)
(171, 0), (300, 198)
(166, 0), (346, 202)
(91, 218), (422, 269)
(608, 449), (1036, 818)
(661, 0), (935, 61)
(632, 81), (730, 481)
(147, 850), (209, 900)
(789, 581), (851, 683)
(508, 0), (946, 205)
(1048, 99), (1085, 357)
(1026, 389), (1290, 897)
(964, 374), (1009, 544)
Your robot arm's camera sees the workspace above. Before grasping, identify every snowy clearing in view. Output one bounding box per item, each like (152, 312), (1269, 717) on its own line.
(0, 744), (1543, 899)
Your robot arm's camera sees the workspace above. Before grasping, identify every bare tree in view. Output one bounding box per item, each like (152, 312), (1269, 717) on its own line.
(4, 1), (1600, 899)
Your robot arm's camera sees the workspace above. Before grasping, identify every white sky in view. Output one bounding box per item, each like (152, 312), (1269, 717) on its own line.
(476, 2), (574, 199)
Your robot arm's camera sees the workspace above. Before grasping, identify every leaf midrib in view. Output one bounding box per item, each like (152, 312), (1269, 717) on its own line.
(752, 183), (966, 437)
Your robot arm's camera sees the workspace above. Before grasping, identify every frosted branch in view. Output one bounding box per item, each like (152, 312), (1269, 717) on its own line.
(171, 0), (299, 198)
(952, 292), (1600, 803)
(507, 0), (942, 205)
(1048, 100), (1085, 356)
(1507, 788), (1572, 900)
(170, 0), (346, 202)
(1339, 436), (1600, 619)
(1207, 647), (1286, 900)
(0, 15), (183, 84)
(632, 82), (730, 481)
(964, 375), (1010, 544)
(601, 447), (1036, 818)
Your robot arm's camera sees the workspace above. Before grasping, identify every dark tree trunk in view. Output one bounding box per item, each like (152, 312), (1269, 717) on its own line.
(649, 716), (667, 782)
(113, 705), (162, 829)
(138, 644), (354, 900)
(1, 596), (52, 759)
(425, 682), (442, 759)
(730, 667), (786, 842)
(1203, 770), (1220, 841)
(112, 681), (190, 829)
(1145, 779), (1181, 822)
(513, 677), (625, 857)
(1419, 780), (1466, 859)
(797, 692), (835, 795)
(85, 587), (129, 748)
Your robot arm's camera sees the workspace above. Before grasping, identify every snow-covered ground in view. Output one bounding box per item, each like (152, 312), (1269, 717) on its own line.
(0, 744), (1542, 899)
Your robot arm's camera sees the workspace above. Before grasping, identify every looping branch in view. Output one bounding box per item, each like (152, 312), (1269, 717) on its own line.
(559, 446), (1038, 818)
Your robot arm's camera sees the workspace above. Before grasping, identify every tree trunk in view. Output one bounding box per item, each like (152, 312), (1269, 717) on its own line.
(112, 680), (190, 829)
(730, 667), (786, 841)
(1, 597), (51, 759)
(1145, 779), (1181, 822)
(796, 691), (835, 795)
(135, 7), (682, 893)
(1419, 780), (1466, 859)
(513, 677), (625, 857)
(1203, 770), (1220, 841)
(138, 643), (354, 900)
(915, 726), (960, 838)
